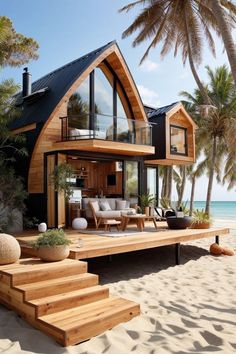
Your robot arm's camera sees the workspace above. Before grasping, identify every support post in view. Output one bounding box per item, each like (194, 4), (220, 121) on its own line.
(175, 243), (180, 265)
(215, 235), (219, 245)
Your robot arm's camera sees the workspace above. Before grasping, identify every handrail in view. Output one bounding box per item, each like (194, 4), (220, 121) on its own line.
(60, 112), (153, 145)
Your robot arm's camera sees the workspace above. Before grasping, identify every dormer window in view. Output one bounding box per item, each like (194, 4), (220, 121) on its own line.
(170, 125), (187, 155)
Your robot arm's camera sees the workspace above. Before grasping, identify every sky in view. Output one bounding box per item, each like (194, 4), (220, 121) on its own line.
(1, 0), (236, 201)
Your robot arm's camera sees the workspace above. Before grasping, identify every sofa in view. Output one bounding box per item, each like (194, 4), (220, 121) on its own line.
(69, 128), (106, 140)
(82, 198), (136, 219)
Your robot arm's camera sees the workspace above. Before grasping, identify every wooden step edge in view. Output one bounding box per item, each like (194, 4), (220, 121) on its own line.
(11, 261), (88, 286)
(38, 296), (136, 326)
(38, 299), (140, 346)
(28, 285), (110, 317)
(17, 273), (99, 301)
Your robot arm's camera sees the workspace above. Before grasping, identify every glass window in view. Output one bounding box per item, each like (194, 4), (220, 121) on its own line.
(95, 68), (113, 116)
(147, 167), (157, 198)
(170, 125), (187, 155)
(124, 161), (139, 203)
(95, 68), (113, 138)
(67, 76), (89, 129)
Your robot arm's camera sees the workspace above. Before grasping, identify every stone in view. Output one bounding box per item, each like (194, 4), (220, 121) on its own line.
(0, 233), (21, 265)
(72, 218), (88, 230)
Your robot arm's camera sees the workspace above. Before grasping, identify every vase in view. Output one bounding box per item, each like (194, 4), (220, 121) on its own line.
(145, 207), (150, 217)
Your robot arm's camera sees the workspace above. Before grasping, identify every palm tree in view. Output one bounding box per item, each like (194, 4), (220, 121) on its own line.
(119, 0), (236, 104)
(209, 0), (236, 86)
(173, 166), (186, 208)
(181, 65), (236, 214)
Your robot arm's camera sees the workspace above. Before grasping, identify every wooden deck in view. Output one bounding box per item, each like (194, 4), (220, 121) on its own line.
(0, 258), (139, 346)
(16, 223), (230, 263)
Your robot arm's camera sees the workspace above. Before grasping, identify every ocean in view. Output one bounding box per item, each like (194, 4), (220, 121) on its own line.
(190, 201), (236, 221)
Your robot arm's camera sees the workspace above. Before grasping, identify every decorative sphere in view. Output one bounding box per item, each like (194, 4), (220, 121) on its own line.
(72, 218), (88, 230)
(0, 234), (21, 265)
(38, 223), (47, 233)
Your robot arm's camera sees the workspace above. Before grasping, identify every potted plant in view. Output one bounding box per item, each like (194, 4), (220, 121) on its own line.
(191, 209), (212, 229)
(52, 163), (75, 202)
(31, 229), (71, 261)
(139, 193), (156, 216)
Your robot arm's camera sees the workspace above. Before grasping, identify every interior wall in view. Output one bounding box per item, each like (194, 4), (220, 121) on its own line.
(68, 159), (122, 197)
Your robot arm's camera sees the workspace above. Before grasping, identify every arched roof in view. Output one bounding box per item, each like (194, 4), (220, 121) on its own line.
(12, 41), (146, 130)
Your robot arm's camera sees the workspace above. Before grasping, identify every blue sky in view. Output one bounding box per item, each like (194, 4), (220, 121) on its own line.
(1, 0), (236, 201)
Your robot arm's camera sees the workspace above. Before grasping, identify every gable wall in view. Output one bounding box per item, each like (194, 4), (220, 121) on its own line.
(28, 44), (147, 193)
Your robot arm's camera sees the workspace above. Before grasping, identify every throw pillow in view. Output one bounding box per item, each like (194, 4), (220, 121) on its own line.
(116, 200), (127, 210)
(99, 201), (111, 211)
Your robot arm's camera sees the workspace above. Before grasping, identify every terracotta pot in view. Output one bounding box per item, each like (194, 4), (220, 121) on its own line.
(37, 245), (70, 262)
(145, 207), (150, 217)
(191, 221), (211, 229)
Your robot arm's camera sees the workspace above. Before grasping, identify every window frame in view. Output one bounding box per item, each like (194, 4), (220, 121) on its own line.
(170, 124), (188, 156)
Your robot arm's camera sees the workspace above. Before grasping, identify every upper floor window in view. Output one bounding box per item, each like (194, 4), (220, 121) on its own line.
(67, 76), (89, 129)
(170, 125), (187, 155)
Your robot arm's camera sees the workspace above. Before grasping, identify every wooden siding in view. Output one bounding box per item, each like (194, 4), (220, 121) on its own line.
(47, 155), (56, 228)
(28, 44), (149, 194)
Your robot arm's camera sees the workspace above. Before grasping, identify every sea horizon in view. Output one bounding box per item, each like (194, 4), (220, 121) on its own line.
(186, 201), (236, 221)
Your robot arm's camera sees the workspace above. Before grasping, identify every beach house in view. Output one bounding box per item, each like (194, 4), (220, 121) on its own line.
(10, 41), (196, 228)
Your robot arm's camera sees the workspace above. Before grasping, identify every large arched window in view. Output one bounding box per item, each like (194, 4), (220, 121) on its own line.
(67, 61), (133, 141)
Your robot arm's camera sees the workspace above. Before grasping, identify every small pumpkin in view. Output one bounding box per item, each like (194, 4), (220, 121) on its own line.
(210, 243), (223, 255)
(222, 247), (235, 256)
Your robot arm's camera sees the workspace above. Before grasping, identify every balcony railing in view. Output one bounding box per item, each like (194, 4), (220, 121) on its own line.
(60, 113), (153, 146)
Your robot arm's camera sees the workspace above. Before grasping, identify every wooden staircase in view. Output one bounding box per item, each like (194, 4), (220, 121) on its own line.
(0, 258), (140, 346)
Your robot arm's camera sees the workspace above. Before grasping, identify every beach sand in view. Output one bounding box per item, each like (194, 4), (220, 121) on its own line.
(0, 220), (235, 354)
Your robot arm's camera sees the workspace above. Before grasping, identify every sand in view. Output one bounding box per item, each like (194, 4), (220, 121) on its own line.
(0, 219), (236, 354)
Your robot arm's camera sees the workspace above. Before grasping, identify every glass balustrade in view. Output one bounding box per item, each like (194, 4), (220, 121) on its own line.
(60, 113), (153, 146)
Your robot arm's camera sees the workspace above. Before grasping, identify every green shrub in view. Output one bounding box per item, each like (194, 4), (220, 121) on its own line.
(31, 229), (71, 248)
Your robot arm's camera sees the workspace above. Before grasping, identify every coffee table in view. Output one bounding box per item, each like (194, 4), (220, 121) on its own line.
(122, 214), (147, 232)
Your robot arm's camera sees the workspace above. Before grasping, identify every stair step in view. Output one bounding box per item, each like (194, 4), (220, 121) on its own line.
(15, 273), (99, 301)
(29, 285), (110, 316)
(38, 297), (140, 346)
(8, 259), (87, 286)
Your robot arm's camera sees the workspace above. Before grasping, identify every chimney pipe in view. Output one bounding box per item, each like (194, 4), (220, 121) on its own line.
(22, 67), (31, 97)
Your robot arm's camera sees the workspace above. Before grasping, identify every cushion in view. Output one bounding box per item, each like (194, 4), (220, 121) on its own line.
(99, 201), (112, 211)
(116, 200), (127, 210)
(96, 210), (121, 218)
(90, 201), (100, 213)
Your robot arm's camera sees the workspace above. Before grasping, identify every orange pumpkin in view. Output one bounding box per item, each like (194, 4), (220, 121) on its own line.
(222, 247), (235, 256)
(210, 243), (223, 255)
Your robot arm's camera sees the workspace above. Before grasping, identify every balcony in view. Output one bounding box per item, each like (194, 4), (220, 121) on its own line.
(54, 113), (155, 156)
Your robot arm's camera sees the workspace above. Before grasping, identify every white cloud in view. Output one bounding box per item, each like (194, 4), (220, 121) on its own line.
(137, 84), (161, 107)
(140, 59), (159, 72)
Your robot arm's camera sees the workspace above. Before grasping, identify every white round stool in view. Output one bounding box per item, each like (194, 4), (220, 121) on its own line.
(72, 218), (88, 230)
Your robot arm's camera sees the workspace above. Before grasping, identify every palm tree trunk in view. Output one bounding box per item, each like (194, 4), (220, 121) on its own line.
(205, 136), (217, 215)
(189, 175), (196, 216)
(183, 9), (211, 105)
(167, 166), (173, 202)
(210, 0), (236, 86)
(178, 166), (186, 207)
